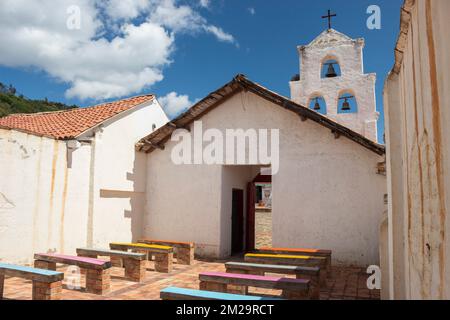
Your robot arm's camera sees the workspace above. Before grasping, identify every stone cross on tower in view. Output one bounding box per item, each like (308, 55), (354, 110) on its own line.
(322, 10), (337, 30)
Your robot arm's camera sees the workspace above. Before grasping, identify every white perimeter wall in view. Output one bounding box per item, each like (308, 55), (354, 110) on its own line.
(144, 91), (386, 265)
(0, 100), (168, 264)
(384, 0), (450, 299)
(0, 130), (90, 264)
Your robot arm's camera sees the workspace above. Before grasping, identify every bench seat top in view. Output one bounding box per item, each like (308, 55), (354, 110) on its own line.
(258, 247), (332, 255)
(225, 262), (320, 274)
(34, 253), (111, 270)
(246, 253), (314, 260)
(77, 248), (146, 259)
(0, 263), (64, 282)
(160, 286), (283, 301)
(110, 243), (172, 251)
(200, 271), (309, 285)
(138, 239), (194, 248)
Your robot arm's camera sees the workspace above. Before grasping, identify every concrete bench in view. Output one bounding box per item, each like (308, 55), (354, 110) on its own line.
(34, 253), (111, 295)
(225, 261), (323, 298)
(110, 243), (173, 273)
(0, 263), (64, 300)
(160, 286), (283, 300)
(77, 248), (147, 282)
(256, 247), (332, 273)
(138, 239), (195, 265)
(199, 271), (311, 300)
(245, 253), (328, 279)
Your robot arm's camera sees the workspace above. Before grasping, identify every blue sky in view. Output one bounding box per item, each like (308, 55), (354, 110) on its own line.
(0, 0), (403, 142)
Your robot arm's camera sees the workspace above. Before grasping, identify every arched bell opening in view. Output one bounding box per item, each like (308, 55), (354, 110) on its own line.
(337, 91), (358, 113)
(309, 95), (327, 115)
(321, 59), (341, 78)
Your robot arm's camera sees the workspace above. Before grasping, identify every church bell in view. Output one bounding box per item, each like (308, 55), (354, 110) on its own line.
(314, 98), (321, 110)
(341, 98), (351, 111)
(325, 63), (338, 78)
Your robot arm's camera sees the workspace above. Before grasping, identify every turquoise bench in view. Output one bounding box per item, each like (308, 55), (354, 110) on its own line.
(160, 286), (283, 300)
(0, 263), (64, 300)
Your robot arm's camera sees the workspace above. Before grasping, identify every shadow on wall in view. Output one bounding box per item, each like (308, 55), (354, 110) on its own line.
(127, 150), (146, 242)
(98, 150), (146, 243)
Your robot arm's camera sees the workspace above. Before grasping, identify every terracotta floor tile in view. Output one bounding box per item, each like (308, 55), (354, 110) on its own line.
(1, 259), (380, 300)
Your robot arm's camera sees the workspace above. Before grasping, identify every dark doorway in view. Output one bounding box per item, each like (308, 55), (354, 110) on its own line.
(231, 189), (244, 254)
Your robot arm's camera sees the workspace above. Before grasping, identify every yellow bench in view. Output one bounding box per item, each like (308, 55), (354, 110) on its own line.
(256, 247), (332, 273)
(245, 253), (328, 279)
(110, 243), (174, 273)
(138, 239), (195, 265)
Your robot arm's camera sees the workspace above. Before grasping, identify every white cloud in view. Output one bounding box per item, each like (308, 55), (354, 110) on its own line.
(248, 7), (256, 15)
(150, 0), (204, 33)
(199, 0), (210, 8)
(102, 0), (152, 20)
(158, 91), (193, 118)
(0, 0), (235, 100)
(148, 0), (235, 43)
(203, 25), (235, 44)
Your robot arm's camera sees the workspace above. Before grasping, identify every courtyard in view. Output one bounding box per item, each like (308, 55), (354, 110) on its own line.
(1, 258), (380, 300)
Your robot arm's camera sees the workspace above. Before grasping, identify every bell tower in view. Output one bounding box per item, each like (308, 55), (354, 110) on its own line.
(289, 27), (379, 142)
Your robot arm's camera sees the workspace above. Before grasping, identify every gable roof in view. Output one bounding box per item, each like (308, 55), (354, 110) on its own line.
(0, 94), (154, 140)
(136, 75), (385, 155)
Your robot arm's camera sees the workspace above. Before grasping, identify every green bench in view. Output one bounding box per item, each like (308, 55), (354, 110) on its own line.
(0, 263), (64, 300)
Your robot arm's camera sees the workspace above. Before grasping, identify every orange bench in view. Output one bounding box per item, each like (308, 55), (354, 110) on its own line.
(256, 247), (332, 273)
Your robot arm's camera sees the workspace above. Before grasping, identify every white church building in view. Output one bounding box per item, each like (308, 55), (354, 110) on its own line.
(138, 28), (386, 265)
(0, 28), (386, 266)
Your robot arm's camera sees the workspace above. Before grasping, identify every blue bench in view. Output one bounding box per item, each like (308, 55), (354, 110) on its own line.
(0, 263), (64, 300)
(160, 286), (283, 300)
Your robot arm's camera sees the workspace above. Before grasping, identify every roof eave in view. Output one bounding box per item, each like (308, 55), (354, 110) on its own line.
(137, 75), (385, 156)
(75, 96), (155, 140)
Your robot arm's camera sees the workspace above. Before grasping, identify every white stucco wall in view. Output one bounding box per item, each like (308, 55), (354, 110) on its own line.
(290, 29), (379, 142)
(84, 99), (169, 248)
(144, 91), (386, 265)
(384, 0), (450, 299)
(0, 99), (168, 264)
(0, 130), (90, 264)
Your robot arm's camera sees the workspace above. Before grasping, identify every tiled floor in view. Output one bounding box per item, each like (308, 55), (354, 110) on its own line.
(1, 257), (380, 300)
(255, 210), (272, 248)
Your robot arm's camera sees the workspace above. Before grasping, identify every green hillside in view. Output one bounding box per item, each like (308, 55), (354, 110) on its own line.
(0, 82), (78, 117)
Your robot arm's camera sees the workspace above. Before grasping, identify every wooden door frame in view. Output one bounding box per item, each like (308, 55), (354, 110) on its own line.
(246, 182), (256, 252)
(231, 188), (244, 254)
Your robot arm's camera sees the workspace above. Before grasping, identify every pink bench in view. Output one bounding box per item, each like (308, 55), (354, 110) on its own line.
(199, 271), (311, 300)
(34, 253), (112, 295)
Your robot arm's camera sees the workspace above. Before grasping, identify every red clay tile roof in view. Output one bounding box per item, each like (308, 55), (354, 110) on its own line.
(0, 94), (154, 139)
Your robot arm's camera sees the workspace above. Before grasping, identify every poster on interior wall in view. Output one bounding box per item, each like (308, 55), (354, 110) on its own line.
(262, 186), (272, 209)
